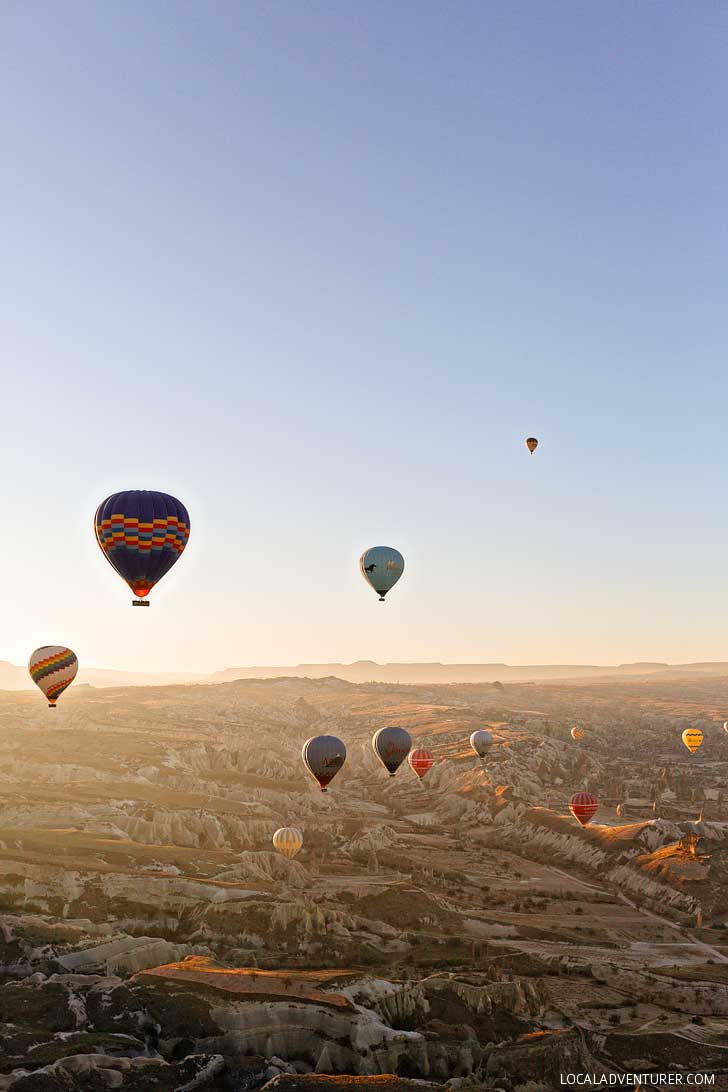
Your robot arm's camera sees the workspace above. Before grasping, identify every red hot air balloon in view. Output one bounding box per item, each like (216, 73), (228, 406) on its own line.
(569, 791), (598, 827)
(408, 748), (434, 780)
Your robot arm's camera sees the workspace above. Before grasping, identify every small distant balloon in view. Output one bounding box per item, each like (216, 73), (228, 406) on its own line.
(28, 646), (78, 708)
(95, 489), (190, 606)
(302, 735), (346, 793)
(682, 728), (704, 754)
(372, 726), (411, 776)
(408, 748), (434, 780)
(571, 727), (585, 743)
(359, 546), (404, 602)
(525, 437), (539, 454)
(273, 827), (303, 860)
(723, 721), (728, 735)
(569, 791), (597, 827)
(470, 729), (493, 759)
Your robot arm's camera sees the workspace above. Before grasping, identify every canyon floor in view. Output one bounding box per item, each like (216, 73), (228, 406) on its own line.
(1, 672), (728, 1090)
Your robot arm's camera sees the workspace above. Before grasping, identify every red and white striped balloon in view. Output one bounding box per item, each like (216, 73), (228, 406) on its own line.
(408, 748), (434, 780)
(568, 791), (598, 827)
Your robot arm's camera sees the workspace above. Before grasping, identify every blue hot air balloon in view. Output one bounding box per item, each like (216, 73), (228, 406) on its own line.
(360, 546), (404, 602)
(95, 490), (190, 606)
(372, 726), (411, 776)
(302, 735), (347, 793)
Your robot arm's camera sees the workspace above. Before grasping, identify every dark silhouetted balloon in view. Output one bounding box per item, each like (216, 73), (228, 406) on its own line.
(302, 735), (346, 792)
(95, 490), (190, 605)
(526, 437), (538, 454)
(372, 726), (411, 776)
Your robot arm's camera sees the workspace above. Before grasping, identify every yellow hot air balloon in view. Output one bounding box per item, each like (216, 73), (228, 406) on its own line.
(272, 827), (303, 860)
(682, 728), (704, 754)
(571, 727), (585, 742)
(526, 437), (538, 454)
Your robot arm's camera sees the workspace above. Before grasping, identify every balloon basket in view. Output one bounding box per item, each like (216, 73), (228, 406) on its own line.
(132, 599), (150, 607)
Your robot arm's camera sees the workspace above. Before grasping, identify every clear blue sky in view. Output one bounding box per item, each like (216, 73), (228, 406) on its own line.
(2, 1), (728, 672)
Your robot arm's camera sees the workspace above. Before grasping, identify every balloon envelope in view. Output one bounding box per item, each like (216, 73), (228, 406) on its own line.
(682, 728), (704, 753)
(526, 437), (538, 453)
(302, 735), (346, 792)
(28, 646), (78, 707)
(408, 748), (434, 779)
(723, 721), (728, 735)
(95, 490), (190, 604)
(470, 729), (493, 759)
(372, 726), (411, 776)
(569, 791), (597, 826)
(359, 546), (404, 601)
(571, 727), (585, 742)
(273, 827), (303, 859)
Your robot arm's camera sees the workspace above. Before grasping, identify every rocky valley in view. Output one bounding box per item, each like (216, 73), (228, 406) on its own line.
(1, 672), (728, 1090)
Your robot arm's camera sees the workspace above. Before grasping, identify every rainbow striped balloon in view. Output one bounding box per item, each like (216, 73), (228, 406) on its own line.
(272, 827), (303, 860)
(28, 646), (78, 708)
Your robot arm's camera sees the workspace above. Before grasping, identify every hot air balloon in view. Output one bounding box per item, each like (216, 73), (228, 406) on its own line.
(95, 490), (190, 606)
(569, 791), (597, 826)
(571, 727), (585, 743)
(470, 729), (493, 759)
(28, 646), (78, 708)
(526, 437), (538, 454)
(372, 726), (411, 776)
(302, 735), (346, 792)
(723, 721), (728, 735)
(273, 827), (303, 859)
(359, 546), (404, 602)
(682, 728), (704, 754)
(408, 748), (434, 780)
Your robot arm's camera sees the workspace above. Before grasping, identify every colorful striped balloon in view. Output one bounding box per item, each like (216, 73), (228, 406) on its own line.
(682, 728), (704, 754)
(28, 646), (78, 708)
(272, 827), (303, 860)
(95, 490), (190, 606)
(569, 791), (598, 827)
(408, 748), (434, 779)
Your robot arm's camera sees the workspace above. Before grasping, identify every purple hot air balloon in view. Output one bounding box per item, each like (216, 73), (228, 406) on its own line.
(95, 490), (190, 606)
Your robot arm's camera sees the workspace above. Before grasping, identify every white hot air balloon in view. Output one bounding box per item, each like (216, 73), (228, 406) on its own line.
(272, 827), (303, 860)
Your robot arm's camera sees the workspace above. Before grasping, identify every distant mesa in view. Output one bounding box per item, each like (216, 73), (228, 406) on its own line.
(4, 657), (728, 692)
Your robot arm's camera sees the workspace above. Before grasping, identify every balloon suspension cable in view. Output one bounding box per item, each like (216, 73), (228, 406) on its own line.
(132, 599), (150, 607)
